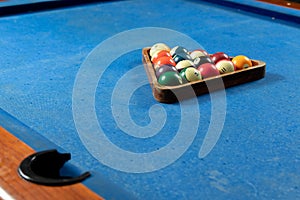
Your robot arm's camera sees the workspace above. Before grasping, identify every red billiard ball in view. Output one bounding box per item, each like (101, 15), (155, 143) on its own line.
(210, 52), (230, 64)
(151, 50), (172, 63)
(153, 56), (176, 70)
(197, 63), (220, 79)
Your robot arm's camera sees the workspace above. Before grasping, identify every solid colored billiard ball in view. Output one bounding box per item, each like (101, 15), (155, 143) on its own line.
(153, 56), (176, 69)
(180, 67), (202, 82)
(189, 49), (209, 59)
(216, 60), (235, 74)
(175, 60), (195, 71)
(193, 55), (214, 67)
(232, 55), (253, 70)
(170, 46), (189, 57)
(155, 65), (178, 78)
(151, 50), (172, 63)
(173, 52), (192, 63)
(210, 52), (230, 64)
(197, 63), (220, 79)
(150, 43), (170, 57)
(158, 71), (183, 86)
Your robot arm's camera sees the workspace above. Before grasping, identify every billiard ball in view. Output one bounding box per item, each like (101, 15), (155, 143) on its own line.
(153, 56), (176, 70)
(232, 55), (253, 70)
(151, 50), (172, 63)
(197, 63), (220, 79)
(175, 60), (195, 71)
(189, 49), (209, 59)
(155, 65), (178, 78)
(173, 52), (192, 63)
(158, 71), (183, 86)
(180, 67), (202, 82)
(210, 52), (230, 64)
(216, 60), (235, 74)
(150, 43), (170, 57)
(193, 55), (214, 67)
(170, 46), (188, 57)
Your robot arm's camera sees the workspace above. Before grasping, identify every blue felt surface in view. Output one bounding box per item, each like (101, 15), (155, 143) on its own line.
(0, 0), (299, 199)
(0, 108), (136, 199)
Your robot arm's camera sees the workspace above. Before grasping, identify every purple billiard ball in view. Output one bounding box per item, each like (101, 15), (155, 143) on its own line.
(155, 65), (178, 78)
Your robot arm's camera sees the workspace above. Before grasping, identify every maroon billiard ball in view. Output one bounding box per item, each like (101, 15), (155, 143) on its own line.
(197, 63), (220, 79)
(210, 52), (230, 64)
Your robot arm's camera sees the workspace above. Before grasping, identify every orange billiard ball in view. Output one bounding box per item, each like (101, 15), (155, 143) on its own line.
(153, 56), (176, 70)
(232, 55), (253, 70)
(151, 50), (172, 63)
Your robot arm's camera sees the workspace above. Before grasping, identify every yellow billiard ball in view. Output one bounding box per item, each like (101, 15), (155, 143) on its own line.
(216, 60), (235, 74)
(180, 67), (202, 82)
(175, 60), (195, 71)
(150, 43), (170, 57)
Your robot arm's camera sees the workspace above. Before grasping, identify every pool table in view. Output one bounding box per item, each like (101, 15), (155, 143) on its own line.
(0, 0), (299, 199)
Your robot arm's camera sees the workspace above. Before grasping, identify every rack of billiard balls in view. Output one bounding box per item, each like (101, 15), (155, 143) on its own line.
(150, 43), (254, 86)
(142, 43), (266, 103)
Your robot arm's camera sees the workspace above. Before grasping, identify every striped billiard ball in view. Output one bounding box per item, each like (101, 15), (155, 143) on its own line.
(232, 55), (253, 70)
(150, 43), (170, 57)
(216, 60), (235, 74)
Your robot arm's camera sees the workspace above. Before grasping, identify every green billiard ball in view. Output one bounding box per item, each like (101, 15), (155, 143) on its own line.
(158, 71), (183, 86)
(170, 46), (188, 57)
(173, 52), (192, 64)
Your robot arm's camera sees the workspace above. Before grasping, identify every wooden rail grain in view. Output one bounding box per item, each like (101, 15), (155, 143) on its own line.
(257, 0), (300, 10)
(0, 126), (103, 200)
